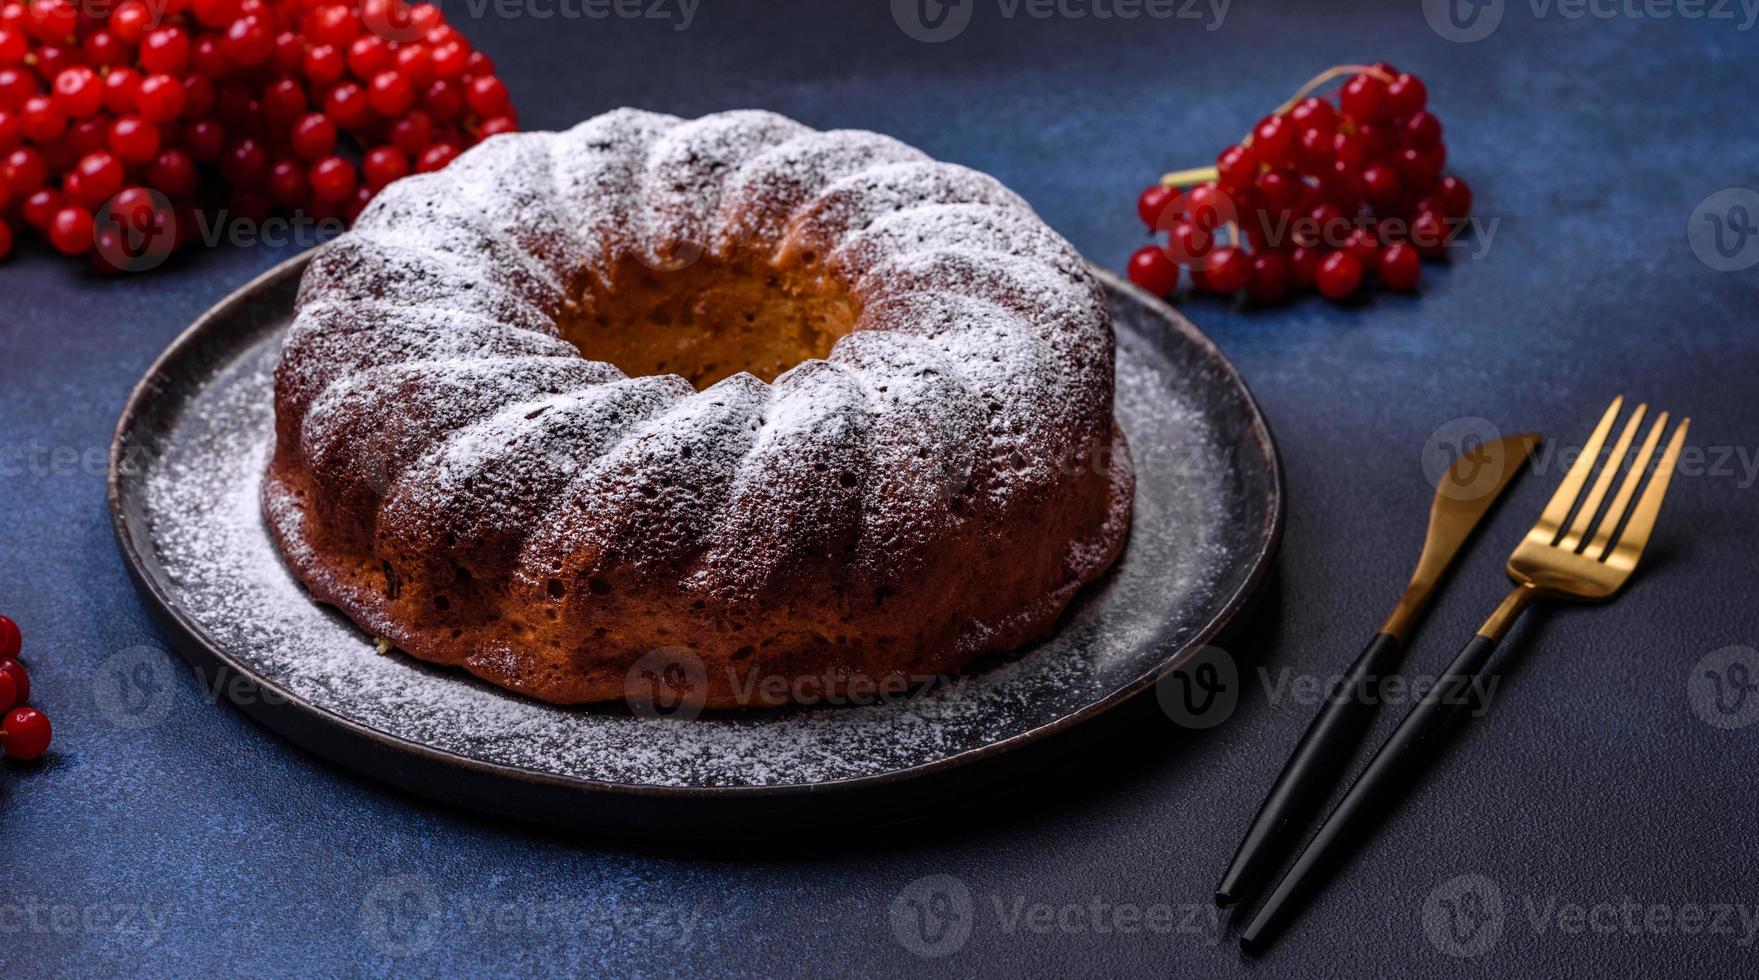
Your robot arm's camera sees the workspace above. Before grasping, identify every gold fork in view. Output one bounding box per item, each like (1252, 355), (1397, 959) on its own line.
(1241, 396), (1691, 948)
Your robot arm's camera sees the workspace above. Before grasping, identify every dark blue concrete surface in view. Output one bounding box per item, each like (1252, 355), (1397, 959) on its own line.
(5, 0), (1758, 975)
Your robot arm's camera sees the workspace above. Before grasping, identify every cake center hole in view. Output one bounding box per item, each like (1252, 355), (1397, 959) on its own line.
(563, 255), (862, 389)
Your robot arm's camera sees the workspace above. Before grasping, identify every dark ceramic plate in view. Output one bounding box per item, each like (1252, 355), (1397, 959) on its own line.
(109, 253), (1281, 835)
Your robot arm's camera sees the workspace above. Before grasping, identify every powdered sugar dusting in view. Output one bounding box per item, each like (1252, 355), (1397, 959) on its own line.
(141, 301), (1248, 788)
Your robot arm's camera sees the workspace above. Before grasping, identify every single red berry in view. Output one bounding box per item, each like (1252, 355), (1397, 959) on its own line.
(1216, 143), (1257, 192)
(290, 111), (337, 159)
(191, 36), (229, 79)
(324, 81), (371, 128)
(430, 38), (468, 79)
(304, 43), (345, 85)
(1126, 244), (1179, 297)
(1339, 73), (1387, 121)
(393, 44), (431, 87)
(1316, 250), (1364, 301)
(1185, 182), (1230, 230)
(261, 76), (306, 126)
(66, 117), (110, 158)
(107, 115), (161, 165)
(1247, 250), (1290, 304)
(182, 73), (217, 118)
(0, 615), (17, 659)
(20, 95), (66, 142)
(1251, 114), (1295, 169)
(1377, 242), (1421, 290)
(272, 30), (303, 74)
(267, 156), (307, 205)
(110, 0), (154, 43)
(1403, 110), (1442, 148)
(415, 141), (457, 172)
(52, 65), (101, 118)
(25, 0), (75, 42)
(1288, 96), (1336, 133)
(421, 78), (462, 122)
(82, 29), (128, 68)
(308, 3), (362, 47)
(1, 706), (50, 760)
(139, 27), (192, 75)
(1435, 175), (1472, 219)
(1253, 169), (1298, 215)
(361, 144), (406, 189)
(1202, 245), (1251, 294)
(1359, 162), (1401, 210)
(1410, 209), (1451, 258)
(1304, 203), (1346, 248)
(22, 187), (60, 228)
(148, 147), (197, 196)
(68, 151), (122, 208)
(221, 137), (269, 188)
(308, 153), (355, 201)
(4, 146), (45, 193)
(464, 74), (507, 116)
(222, 14), (273, 67)
(346, 34), (389, 79)
(183, 118), (225, 160)
(1384, 72), (1427, 117)
(368, 68), (414, 116)
(1136, 183), (1176, 230)
(103, 67), (141, 115)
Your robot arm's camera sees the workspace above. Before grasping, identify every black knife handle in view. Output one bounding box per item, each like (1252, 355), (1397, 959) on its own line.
(1240, 634), (1501, 948)
(1215, 631), (1407, 907)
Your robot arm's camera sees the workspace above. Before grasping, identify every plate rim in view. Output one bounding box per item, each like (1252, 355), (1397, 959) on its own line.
(107, 252), (1284, 806)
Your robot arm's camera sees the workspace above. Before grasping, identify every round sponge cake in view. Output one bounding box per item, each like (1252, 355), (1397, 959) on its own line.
(264, 108), (1134, 708)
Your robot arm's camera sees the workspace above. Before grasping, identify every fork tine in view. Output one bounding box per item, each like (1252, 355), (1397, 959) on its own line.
(1559, 404), (1646, 552)
(1586, 411), (1668, 558)
(1598, 416), (1689, 562)
(1540, 396), (1624, 535)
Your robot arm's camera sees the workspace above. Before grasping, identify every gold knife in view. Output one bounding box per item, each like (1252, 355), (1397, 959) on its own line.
(1215, 432), (1540, 907)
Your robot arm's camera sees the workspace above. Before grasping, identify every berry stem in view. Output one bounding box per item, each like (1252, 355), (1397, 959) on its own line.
(1157, 63), (1397, 186)
(1159, 165), (1219, 188)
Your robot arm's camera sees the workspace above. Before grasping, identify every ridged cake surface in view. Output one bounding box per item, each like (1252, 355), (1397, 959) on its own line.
(265, 109), (1134, 708)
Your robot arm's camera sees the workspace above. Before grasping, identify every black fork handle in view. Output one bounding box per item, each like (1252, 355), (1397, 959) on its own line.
(1240, 633), (1501, 948)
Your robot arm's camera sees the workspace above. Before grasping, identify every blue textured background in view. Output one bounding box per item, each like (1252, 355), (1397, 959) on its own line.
(5, 0), (1758, 974)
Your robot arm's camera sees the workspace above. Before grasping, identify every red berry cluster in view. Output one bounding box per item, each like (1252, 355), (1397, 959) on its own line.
(0, 615), (50, 762)
(0, 0), (516, 271)
(1128, 63), (1471, 305)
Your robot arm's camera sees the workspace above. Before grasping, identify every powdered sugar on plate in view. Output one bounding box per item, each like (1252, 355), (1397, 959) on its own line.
(139, 281), (1254, 789)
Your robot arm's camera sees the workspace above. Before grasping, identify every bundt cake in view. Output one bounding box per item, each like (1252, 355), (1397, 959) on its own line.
(264, 108), (1134, 709)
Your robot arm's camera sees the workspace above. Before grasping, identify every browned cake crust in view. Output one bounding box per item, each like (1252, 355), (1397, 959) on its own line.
(264, 109), (1134, 708)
